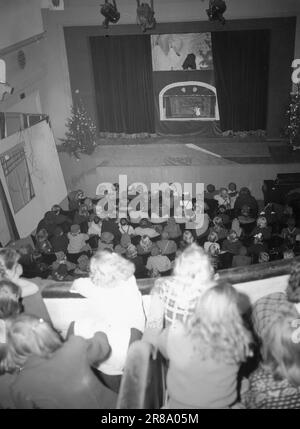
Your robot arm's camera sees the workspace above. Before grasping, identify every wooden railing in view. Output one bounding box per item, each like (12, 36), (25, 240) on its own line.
(0, 112), (49, 139)
(42, 256), (300, 299)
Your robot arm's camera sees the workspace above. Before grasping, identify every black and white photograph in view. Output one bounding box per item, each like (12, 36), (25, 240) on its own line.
(1, 0), (300, 414)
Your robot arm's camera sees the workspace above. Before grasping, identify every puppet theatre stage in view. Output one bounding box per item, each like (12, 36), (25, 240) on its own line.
(61, 19), (298, 200)
(59, 137), (300, 201)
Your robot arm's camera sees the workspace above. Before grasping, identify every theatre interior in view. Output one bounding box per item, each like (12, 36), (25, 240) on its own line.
(1, 0), (300, 410)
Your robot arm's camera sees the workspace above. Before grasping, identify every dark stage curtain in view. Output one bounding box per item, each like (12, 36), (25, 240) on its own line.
(212, 30), (270, 132)
(90, 35), (155, 134)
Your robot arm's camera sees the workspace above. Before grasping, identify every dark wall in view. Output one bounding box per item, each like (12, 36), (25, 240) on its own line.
(64, 17), (296, 139)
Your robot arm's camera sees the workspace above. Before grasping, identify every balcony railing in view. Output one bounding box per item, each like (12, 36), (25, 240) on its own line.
(0, 112), (49, 140)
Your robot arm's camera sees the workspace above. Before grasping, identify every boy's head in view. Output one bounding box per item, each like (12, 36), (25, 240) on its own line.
(0, 279), (22, 319)
(218, 205), (226, 214)
(101, 232), (114, 244)
(220, 188), (229, 199)
(120, 218), (128, 226)
(126, 243), (138, 259)
(183, 230), (194, 244)
(51, 204), (61, 215)
(227, 230), (238, 242)
(206, 184), (216, 193)
(213, 216), (223, 227)
(258, 252), (269, 263)
(228, 183), (237, 192)
(77, 255), (90, 271)
(55, 251), (66, 262)
(241, 205), (250, 217)
(208, 243), (220, 256)
(120, 233), (131, 248)
(208, 231), (218, 243)
(70, 224), (81, 235)
(54, 226), (63, 237)
(37, 228), (48, 242)
(257, 216), (267, 229)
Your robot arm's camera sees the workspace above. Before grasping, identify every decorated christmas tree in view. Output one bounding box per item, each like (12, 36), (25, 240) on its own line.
(285, 85), (300, 150)
(60, 90), (97, 158)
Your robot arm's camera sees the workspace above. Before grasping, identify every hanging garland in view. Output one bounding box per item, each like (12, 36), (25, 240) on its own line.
(284, 84), (300, 150)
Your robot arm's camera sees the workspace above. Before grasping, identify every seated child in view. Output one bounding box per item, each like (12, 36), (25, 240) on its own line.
(237, 205), (256, 236)
(51, 264), (73, 282)
(98, 232), (114, 252)
(258, 252), (270, 264)
(214, 188), (231, 211)
(217, 205), (231, 228)
(222, 230), (243, 255)
(251, 216), (272, 241)
(146, 245), (172, 278)
(134, 218), (160, 239)
(178, 230), (195, 252)
(231, 217), (243, 238)
(228, 182), (238, 209)
(36, 229), (53, 255)
(137, 235), (153, 256)
(205, 184), (218, 200)
(118, 218), (135, 236)
(67, 224), (90, 263)
(281, 217), (300, 248)
(232, 246), (252, 268)
(164, 217), (182, 241)
(88, 215), (102, 237)
(283, 249), (295, 259)
(209, 216), (228, 241)
(73, 205), (90, 233)
(36, 229), (56, 265)
(50, 226), (69, 254)
(52, 251), (76, 272)
(156, 230), (177, 258)
(204, 231), (220, 253)
(207, 243), (220, 271)
(248, 233), (268, 264)
(74, 255), (90, 276)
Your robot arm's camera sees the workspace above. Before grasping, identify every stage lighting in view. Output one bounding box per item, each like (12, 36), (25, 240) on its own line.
(100, 0), (120, 29)
(0, 82), (14, 102)
(206, 0), (227, 25)
(136, 0), (156, 33)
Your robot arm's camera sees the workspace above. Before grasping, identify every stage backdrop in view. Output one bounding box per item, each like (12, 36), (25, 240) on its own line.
(63, 18), (296, 139)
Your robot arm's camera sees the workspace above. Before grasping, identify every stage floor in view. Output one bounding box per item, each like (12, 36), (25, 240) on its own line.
(58, 137), (300, 201)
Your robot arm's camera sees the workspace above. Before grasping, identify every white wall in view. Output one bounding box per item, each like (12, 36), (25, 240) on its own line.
(0, 120), (67, 238)
(0, 36), (47, 115)
(0, 0), (44, 51)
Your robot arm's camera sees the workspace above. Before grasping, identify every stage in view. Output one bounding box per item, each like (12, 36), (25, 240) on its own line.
(58, 136), (300, 202)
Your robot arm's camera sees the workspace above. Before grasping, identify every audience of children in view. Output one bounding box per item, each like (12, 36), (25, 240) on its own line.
(13, 183), (299, 282)
(0, 183), (298, 409)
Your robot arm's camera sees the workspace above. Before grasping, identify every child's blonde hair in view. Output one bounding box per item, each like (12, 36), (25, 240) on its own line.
(0, 314), (62, 374)
(188, 282), (252, 363)
(262, 309), (300, 386)
(174, 243), (214, 287)
(90, 250), (135, 288)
